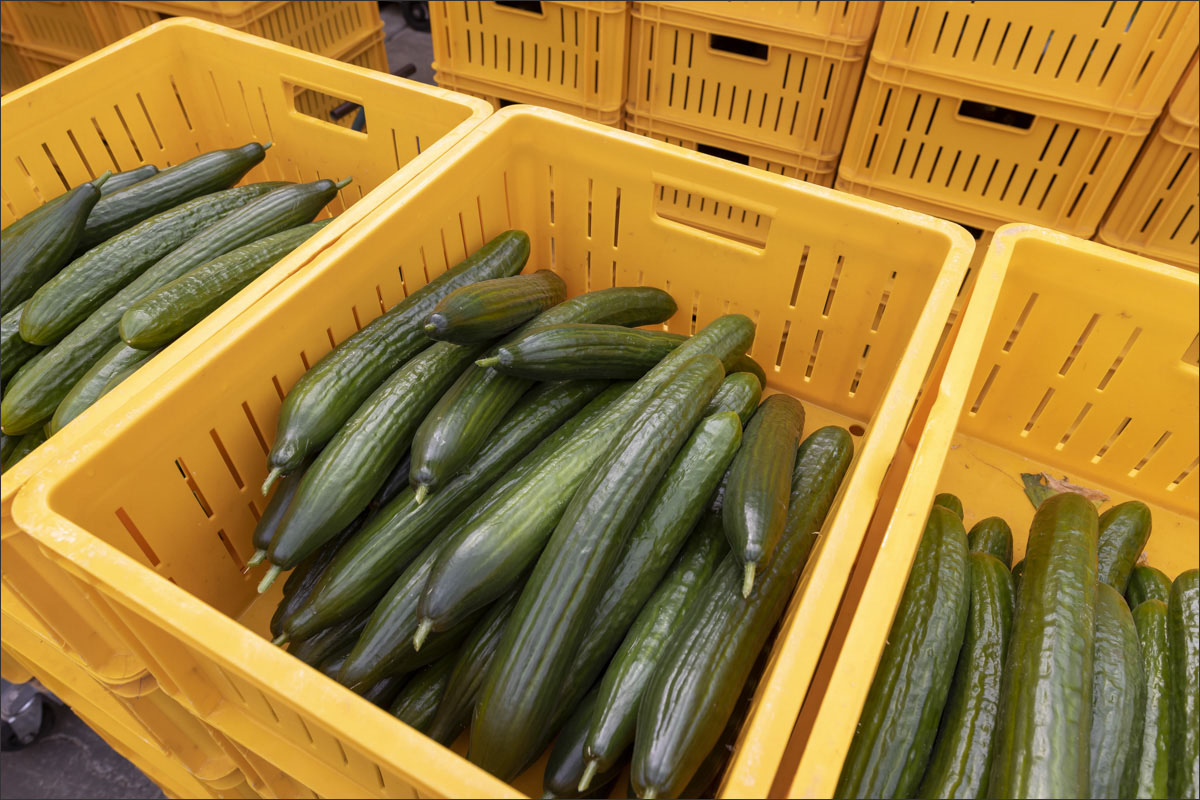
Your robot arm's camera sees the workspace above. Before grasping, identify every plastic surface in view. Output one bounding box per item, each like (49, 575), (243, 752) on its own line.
(0, 39), (70, 94)
(782, 226), (1199, 797)
(0, 1), (122, 60)
(11, 106), (973, 798)
(435, 67), (624, 126)
(293, 28), (390, 129)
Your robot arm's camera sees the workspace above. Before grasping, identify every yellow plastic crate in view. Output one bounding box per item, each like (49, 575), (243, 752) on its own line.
(1098, 55), (1199, 270)
(430, 0), (628, 116)
(626, 1), (879, 161)
(0, 39), (71, 94)
(11, 106), (973, 798)
(0, 1), (122, 60)
(780, 225), (1198, 796)
(293, 28), (390, 129)
(0, 17), (488, 690)
(870, 1), (1200, 115)
(435, 67), (624, 126)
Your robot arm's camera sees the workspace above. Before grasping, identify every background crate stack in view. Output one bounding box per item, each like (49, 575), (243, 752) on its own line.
(625, 1), (880, 186)
(430, 0), (629, 126)
(836, 1), (1199, 238)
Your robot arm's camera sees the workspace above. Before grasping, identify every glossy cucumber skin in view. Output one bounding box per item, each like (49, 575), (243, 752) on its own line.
(543, 688), (623, 799)
(722, 393), (805, 591)
(120, 220), (330, 349)
(253, 460), (311, 553)
(1127, 566), (1173, 609)
(265, 230), (530, 478)
(267, 341), (485, 570)
(269, 515), (364, 640)
(409, 287), (679, 495)
(702, 372), (762, 425)
(415, 316), (753, 636)
(835, 505), (971, 800)
(934, 493), (965, 520)
(425, 269), (566, 343)
(489, 324), (686, 380)
(1097, 501), (1153, 595)
(81, 142), (267, 248)
(1, 428), (45, 473)
(286, 610), (369, 667)
(1132, 600), (1171, 800)
(98, 165), (158, 196)
(389, 654), (455, 735)
(636, 427), (853, 799)
(97, 351), (159, 399)
(1, 303), (42, 383)
(48, 342), (154, 434)
(1011, 559), (1024, 592)
(282, 381), (615, 642)
(966, 517), (1013, 568)
(1090, 582), (1146, 799)
(470, 355), (726, 780)
(729, 353), (766, 389)
(369, 455), (411, 512)
(1169, 569), (1200, 800)
(988, 492), (1099, 799)
(21, 183), (287, 345)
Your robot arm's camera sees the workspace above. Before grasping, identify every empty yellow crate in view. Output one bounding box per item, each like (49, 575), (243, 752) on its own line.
(435, 66), (624, 126)
(0, 1), (122, 60)
(12, 106), (973, 798)
(781, 225), (1198, 796)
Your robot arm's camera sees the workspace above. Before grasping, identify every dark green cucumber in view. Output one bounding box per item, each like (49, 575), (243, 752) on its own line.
(1097, 500), (1153, 595)
(966, 516), (1014, 568)
(48, 342), (155, 434)
(581, 518), (727, 787)
(934, 492), (965, 520)
(480, 324), (687, 380)
(98, 165), (159, 196)
(987, 491), (1099, 799)
(369, 455), (411, 512)
(286, 610), (369, 667)
(702, 371), (762, 425)
(21, 183), (288, 345)
(722, 393), (805, 597)
(1132, 599), (1171, 799)
(635, 426), (853, 799)
(0, 432), (17, 470)
(917, 552), (1015, 799)
(80, 142), (269, 248)
(97, 349), (160, 399)
(413, 315), (753, 639)
(1011, 558), (1024, 591)
(390, 654), (455, 735)
(1, 173), (109, 310)
(360, 675), (405, 710)
(729, 352), (767, 389)
(1, 303), (41, 383)
(1169, 569), (1199, 800)
(424, 269), (566, 343)
(264, 230), (530, 485)
(250, 460), (312, 565)
(543, 688), (623, 799)
(262, 341), (485, 579)
(269, 513), (370, 641)
(120, 220), (331, 349)
(1, 428), (45, 473)
(835, 505), (971, 800)
(1090, 582), (1146, 799)
(470, 354), (726, 780)
(1128, 565), (1173, 609)
(282, 381), (617, 642)
(409, 287), (679, 498)
(318, 652), (350, 680)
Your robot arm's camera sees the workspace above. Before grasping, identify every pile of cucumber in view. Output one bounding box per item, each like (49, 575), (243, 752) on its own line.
(838, 490), (1199, 800)
(0, 141), (344, 473)
(252, 230), (856, 798)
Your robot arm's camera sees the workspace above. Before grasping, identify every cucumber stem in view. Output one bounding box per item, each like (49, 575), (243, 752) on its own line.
(258, 564), (283, 594)
(247, 549), (266, 567)
(578, 760), (598, 793)
(423, 322), (437, 335)
(91, 170), (113, 188)
(742, 563), (755, 598)
(413, 619), (433, 652)
(642, 790), (657, 799)
(475, 356), (501, 369)
(415, 484), (428, 505)
(334, 176), (353, 189)
(262, 141), (274, 150)
(272, 633), (288, 646)
(262, 466), (283, 496)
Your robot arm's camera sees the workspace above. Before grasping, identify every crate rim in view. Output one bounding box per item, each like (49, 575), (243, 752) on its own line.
(630, 0), (879, 51)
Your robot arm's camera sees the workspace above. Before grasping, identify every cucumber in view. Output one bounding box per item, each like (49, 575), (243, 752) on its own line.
(390, 654), (455, 736)
(470, 354), (725, 780)
(722, 393), (805, 596)
(966, 516), (1014, 568)
(1090, 582), (1146, 799)
(1132, 599), (1171, 799)
(1011, 558), (1024, 591)
(264, 230), (530, 486)
(0, 432), (17, 469)
(21, 183), (288, 345)
(934, 492), (965, 520)
(269, 513), (371, 641)
(1, 428), (45, 473)
(97, 351), (158, 399)
(917, 552), (1014, 799)
(1, 303), (42, 383)
(1128, 565), (1173, 609)
(479, 324), (687, 380)
(286, 610), (369, 667)
(360, 675), (405, 710)
(835, 504), (971, 800)
(80, 142), (269, 248)
(988, 491), (1099, 799)
(369, 455), (411, 512)
(636, 426), (853, 799)
(1169, 569), (1199, 799)
(98, 165), (159, 196)
(702, 371), (762, 425)
(543, 688), (623, 799)
(424, 269), (566, 343)
(1, 173), (109, 310)
(413, 315), (753, 639)
(581, 518), (727, 788)
(409, 287), (679, 499)
(249, 460), (312, 566)
(48, 342), (156, 434)
(318, 652), (349, 680)
(729, 353), (767, 389)
(281, 381), (617, 642)
(120, 220), (331, 349)
(1097, 500), (1153, 595)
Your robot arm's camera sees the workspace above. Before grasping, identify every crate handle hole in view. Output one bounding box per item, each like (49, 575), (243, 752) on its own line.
(495, 1), (544, 16)
(709, 33), (769, 61)
(287, 82), (369, 134)
(956, 100), (1034, 130)
(849, 424), (866, 437)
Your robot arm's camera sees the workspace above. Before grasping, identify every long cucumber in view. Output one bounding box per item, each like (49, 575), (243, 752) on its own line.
(543, 688), (624, 799)
(702, 372), (762, 425)
(966, 517), (1013, 568)
(1128, 565), (1173, 609)
(424, 269), (566, 343)
(250, 460), (312, 567)
(1, 428), (45, 473)
(1089, 582), (1146, 799)
(1169, 569), (1199, 799)
(269, 513), (364, 640)
(1, 303), (41, 383)
(390, 654), (455, 736)
(286, 610), (369, 667)
(48, 342), (156, 434)
(479, 323), (688, 380)
(1097, 501), (1153, 595)
(0, 432), (17, 469)
(1132, 599), (1172, 799)
(97, 165), (159, 196)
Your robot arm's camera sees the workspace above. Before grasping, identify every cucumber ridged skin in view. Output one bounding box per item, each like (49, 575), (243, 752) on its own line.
(917, 552), (1014, 799)
(98, 352), (159, 399)
(253, 460), (311, 554)
(48, 343), (155, 434)
(1128, 565), (1173, 609)
(488, 324), (687, 380)
(390, 655), (455, 736)
(21, 183), (288, 345)
(98, 165), (159, 196)
(282, 381), (616, 642)
(1169, 569), (1200, 800)
(1, 303), (41, 383)
(287, 610), (369, 667)
(722, 393), (805, 595)
(265, 230), (530, 480)
(470, 355), (726, 780)
(543, 688), (623, 799)
(409, 287), (679, 495)
(120, 220), (331, 350)
(934, 492), (965, 520)
(835, 505), (971, 800)
(987, 491), (1099, 799)
(729, 353), (766, 389)
(636, 427), (853, 799)
(1132, 600), (1172, 800)
(415, 316), (753, 637)
(1090, 582), (1146, 799)
(1, 428), (45, 473)
(425, 269), (567, 344)
(80, 142), (267, 249)
(702, 371), (762, 425)
(267, 341), (485, 571)
(966, 516), (1014, 568)
(1097, 500), (1153, 595)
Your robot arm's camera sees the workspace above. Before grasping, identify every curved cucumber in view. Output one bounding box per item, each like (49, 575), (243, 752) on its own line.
(1090, 582), (1146, 799)
(934, 492), (965, 520)
(1132, 599), (1171, 800)
(1, 428), (45, 473)
(483, 324), (687, 380)
(425, 269), (566, 343)
(1169, 569), (1199, 800)
(389, 653), (455, 735)
(966, 516), (1014, 568)
(702, 371), (762, 425)
(98, 165), (159, 196)
(1, 303), (42, 383)
(1097, 501), (1153, 595)
(543, 688), (623, 799)
(48, 342), (155, 434)
(1128, 565), (1173, 609)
